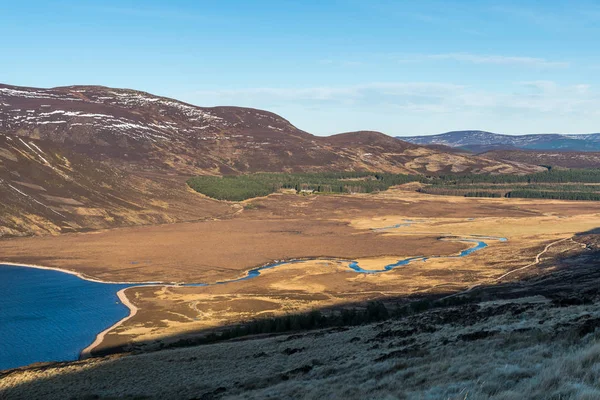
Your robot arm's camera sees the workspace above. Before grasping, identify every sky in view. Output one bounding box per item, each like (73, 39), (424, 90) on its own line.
(2, 0), (600, 136)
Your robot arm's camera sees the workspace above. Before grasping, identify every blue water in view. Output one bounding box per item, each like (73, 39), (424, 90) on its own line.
(347, 238), (495, 273)
(204, 236), (506, 278)
(0, 265), (133, 371)
(370, 219), (417, 232)
(0, 229), (507, 371)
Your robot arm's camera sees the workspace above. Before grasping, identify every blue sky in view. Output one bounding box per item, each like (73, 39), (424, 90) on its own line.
(2, 0), (600, 136)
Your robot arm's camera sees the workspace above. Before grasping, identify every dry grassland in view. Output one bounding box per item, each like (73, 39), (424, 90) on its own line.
(2, 190), (600, 355)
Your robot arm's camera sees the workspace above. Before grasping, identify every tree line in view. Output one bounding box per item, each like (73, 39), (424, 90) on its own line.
(162, 299), (436, 351)
(419, 186), (600, 201)
(92, 294), (482, 357)
(151, 294), (477, 354)
(187, 169), (600, 202)
(431, 168), (600, 185)
(187, 172), (419, 201)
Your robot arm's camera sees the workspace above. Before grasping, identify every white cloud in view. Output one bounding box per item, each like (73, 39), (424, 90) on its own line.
(397, 53), (569, 68)
(492, 4), (600, 29)
(575, 84), (591, 94)
(193, 81), (597, 114)
(185, 80), (600, 135)
(518, 80), (559, 93)
(318, 59), (364, 67)
(194, 82), (464, 103)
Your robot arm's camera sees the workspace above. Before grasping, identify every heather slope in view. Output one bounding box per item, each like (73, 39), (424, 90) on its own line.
(482, 149), (600, 169)
(0, 84), (542, 175)
(0, 133), (233, 237)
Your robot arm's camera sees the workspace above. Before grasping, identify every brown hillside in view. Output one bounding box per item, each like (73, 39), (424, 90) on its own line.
(0, 84), (544, 236)
(482, 149), (600, 169)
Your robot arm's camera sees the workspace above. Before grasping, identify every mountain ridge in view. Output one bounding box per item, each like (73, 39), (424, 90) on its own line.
(481, 149), (600, 169)
(401, 130), (600, 153)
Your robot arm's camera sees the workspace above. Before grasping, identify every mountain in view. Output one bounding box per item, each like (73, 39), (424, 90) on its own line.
(401, 130), (600, 153)
(421, 143), (473, 154)
(0, 85), (541, 175)
(0, 84), (543, 236)
(482, 149), (600, 169)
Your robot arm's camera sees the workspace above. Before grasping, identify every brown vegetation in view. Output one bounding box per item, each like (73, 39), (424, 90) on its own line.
(482, 149), (600, 168)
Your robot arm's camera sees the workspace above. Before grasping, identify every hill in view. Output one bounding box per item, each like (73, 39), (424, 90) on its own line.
(481, 149), (600, 169)
(0, 84), (542, 236)
(0, 85), (540, 175)
(402, 130), (600, 153)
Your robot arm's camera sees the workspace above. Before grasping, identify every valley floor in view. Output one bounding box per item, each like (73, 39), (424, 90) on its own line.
(1, 189), (599, 357)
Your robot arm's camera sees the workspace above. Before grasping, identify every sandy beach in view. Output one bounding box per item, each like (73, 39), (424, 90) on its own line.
(80, 287), (139, 359)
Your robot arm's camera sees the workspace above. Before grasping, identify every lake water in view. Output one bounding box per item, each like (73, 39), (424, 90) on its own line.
(0, 265), (132, 371)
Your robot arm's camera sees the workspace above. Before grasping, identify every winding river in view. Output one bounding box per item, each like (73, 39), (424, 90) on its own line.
(0, 223), (507, 370)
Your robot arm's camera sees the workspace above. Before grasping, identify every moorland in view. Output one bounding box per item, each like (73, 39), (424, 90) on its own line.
(2, 84), (600, 400)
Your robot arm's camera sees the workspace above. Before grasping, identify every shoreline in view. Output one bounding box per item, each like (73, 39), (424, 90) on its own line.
(0, 261), (164, 360)
(80, 286), (140, 359)
(0, 261), (163, 285)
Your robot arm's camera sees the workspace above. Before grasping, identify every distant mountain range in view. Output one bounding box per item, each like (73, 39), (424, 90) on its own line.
(401, 130), (600, 153)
